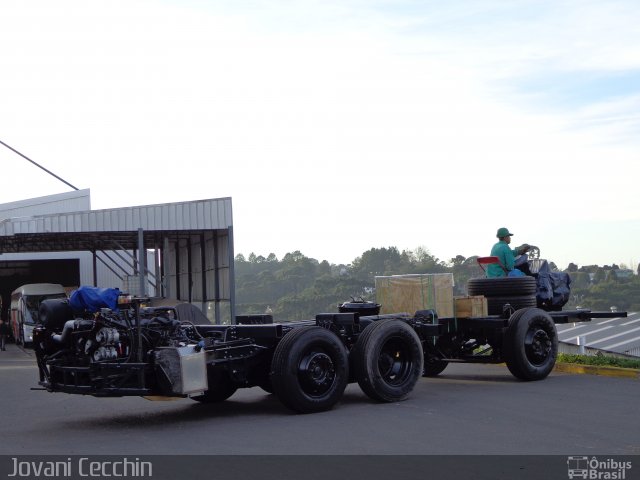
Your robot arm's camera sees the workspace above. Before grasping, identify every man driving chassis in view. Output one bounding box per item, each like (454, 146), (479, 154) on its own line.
(487, 227), (531, 278)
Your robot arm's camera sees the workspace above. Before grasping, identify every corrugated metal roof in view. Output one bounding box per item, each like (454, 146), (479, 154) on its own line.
(0, 196), (233, 253)
(557, 312), (640, 357)
(0, 197), (232, 235)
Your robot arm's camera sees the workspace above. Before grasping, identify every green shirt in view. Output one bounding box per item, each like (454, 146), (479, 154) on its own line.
(487, 240), (519, 278)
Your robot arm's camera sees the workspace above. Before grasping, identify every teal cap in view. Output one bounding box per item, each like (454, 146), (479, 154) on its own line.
(496, 227), (514, 238)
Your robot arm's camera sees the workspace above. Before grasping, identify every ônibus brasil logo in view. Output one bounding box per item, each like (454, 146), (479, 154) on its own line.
(567, 456), (632, 479)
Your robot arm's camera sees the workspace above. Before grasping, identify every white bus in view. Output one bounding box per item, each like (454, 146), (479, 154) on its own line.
(10, 283), (67, 347)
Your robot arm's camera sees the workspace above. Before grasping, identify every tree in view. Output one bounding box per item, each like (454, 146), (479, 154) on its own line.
(318, 260), (331, 276)
(351, 247), (402, 278)
(593, 268), (607, 283)
(235, 247), (635, 322)
(569, 272), (591, 289)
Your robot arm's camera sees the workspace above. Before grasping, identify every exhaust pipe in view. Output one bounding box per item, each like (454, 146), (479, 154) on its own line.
(51, 319), (94, 344)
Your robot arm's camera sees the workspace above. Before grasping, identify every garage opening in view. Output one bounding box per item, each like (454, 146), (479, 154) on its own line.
(0, 259), (80, 321)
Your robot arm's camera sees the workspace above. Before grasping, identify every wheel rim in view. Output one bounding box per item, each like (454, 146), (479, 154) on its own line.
(297, 350), (336, 397)
(377, 337), (413, 386)
(524, 322), (553, 366)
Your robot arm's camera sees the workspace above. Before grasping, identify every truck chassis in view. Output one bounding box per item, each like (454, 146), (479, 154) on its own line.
(33, 292), (625, 414)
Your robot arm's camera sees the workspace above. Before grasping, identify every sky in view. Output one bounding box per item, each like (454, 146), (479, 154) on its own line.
(1, 0), (639, 270)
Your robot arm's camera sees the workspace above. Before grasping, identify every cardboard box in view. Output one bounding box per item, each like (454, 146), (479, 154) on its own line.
(454, 296), (488, 318)
(375, 273), (454, 318)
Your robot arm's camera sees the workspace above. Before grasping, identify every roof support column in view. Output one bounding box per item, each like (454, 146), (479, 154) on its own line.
(187, 235), (192, 303)
(154, 240), (161, 298)
(138, 228), (146, 296)
(92, 250), (98, 287)
(229, 226), (236, 323)
(213, 231), (220, 324)
(200, 232), (207, 316)
(162, 236), (170, 298)
(175, 238), (181, 300)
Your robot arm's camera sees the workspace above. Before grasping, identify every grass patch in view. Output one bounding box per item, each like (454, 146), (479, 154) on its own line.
(558, 352), (640, 369)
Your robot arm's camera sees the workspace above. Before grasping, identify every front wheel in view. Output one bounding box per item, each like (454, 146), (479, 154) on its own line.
(503, 308), (558, 381)
(351, 319), (423, 402)
(270, 326), (349, 414)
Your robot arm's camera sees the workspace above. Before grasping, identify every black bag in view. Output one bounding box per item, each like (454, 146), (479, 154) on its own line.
(533, 260), (571, 311)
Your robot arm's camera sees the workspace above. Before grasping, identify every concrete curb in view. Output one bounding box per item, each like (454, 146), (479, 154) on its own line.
(554, 362), (640, 379)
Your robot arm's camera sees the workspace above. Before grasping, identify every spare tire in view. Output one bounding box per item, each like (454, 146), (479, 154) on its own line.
(39, 299), (73, 330)
(467, 277), (537, 297)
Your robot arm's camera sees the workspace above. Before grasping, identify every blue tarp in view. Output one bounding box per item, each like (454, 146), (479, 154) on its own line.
(69, 286), (121, 313)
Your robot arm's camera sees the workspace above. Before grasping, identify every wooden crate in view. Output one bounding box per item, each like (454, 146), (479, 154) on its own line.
(454, 296), (488, 318)
(375, 273), (454, 318)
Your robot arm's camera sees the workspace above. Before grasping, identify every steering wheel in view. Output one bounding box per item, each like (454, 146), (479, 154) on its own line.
(526, 246), (540, 260)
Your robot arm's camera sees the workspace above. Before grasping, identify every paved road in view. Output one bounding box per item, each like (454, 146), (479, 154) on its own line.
(1, 343), (639, 456)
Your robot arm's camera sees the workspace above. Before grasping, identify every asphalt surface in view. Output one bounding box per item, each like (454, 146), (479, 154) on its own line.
(1, 342), (639, 456)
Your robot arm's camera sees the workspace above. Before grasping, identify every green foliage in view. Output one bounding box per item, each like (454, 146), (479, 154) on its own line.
(568, 272), (591, 289)
(557, 353), (640, 369)
(234, 249), (640, 321)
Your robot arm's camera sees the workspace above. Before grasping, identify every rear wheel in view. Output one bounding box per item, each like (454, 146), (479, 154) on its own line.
(351, 319), (423, 402)
(423, 357), (448, 377)
(191, 368), (238, 403)
(258, 379), (273, 394)
(503, 308), (558, 381)
(270, 326), (349, 413)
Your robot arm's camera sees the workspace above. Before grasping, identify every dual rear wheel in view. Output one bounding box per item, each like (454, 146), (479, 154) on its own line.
(192, 307), (554, 412)
(270, 320), (424, 413)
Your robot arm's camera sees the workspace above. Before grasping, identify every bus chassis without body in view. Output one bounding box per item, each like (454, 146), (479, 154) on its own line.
(33, 292), (624, 414)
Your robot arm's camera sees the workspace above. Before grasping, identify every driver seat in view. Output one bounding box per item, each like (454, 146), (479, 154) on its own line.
(476, 256), (508, 275)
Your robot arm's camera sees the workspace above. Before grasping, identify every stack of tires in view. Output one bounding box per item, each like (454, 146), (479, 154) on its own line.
(467, 277), (537, 315)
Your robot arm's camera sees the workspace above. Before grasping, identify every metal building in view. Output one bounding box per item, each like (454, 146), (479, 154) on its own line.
(0, 190), (235, 324)
(557, 311), (640, 358)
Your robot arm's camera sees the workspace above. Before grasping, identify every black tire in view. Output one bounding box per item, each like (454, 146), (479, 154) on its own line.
(486, 295), (537, 315)
(258, 380), (273, 394)
(468, 277), (537, 297)
(270, 326), (349, 414)
(423, 357), (448, 377)
(351, 319), (423, 402)
(503, 308), (558, 381)
(191, 368), (238, 403)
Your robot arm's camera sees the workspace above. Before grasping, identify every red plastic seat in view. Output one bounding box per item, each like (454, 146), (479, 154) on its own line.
(476, 256), (508, 274)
